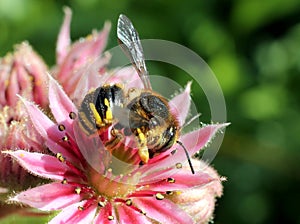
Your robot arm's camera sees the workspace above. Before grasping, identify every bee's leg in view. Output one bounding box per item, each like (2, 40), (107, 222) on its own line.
(136, 128), (149, 163)
(105, 128), (123, 153)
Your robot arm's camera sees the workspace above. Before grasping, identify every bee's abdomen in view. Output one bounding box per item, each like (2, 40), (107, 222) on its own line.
(78, 85), (124, 135)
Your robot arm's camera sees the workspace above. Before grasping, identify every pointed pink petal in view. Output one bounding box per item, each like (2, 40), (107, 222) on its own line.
(49, 74), (77, 137)
(117, 204), (152, 224)
(20, 96), (79, 163)
(56, 7), (72, 65)
(49, 200), (97, 224)
(57, 22), (111, 84)
(169, 82), (192, 126)
(93, 203), (117, 224)
(133, 197), (193, 224)
(10, 183), (82, 211)
(139, 170), (215, 191)
(3, 150), (77, 181)
(139, 123), (228, 182)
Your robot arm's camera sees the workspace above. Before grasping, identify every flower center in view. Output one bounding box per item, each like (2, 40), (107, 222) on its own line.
(87, 165), (137, 199)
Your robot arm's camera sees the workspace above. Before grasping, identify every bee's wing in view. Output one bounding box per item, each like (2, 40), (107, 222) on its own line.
(117, 14), (152, 90)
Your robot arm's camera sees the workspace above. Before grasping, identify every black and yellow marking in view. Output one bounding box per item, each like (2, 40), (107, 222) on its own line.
(78, 85), (124, 136)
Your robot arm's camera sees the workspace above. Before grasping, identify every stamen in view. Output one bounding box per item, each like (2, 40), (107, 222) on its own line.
(56, 153), (65, 162)
(155, 193), (164, 200)
(75, 187), (81, 194)
(62, 136), (68, 142)
(125, 199), (132, 206)
(69, 111), (77, 119)
(98, 201), (106, 208)
(61, 178), (67, 184)
(108, 215), (114, 221)
(78, 205), (84, 211)
(167, 177), (175, 183)
(176, 163), (182, 169)
(58, 124), (66, 131)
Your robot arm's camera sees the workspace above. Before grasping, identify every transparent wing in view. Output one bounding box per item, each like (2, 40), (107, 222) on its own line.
(117, 14), (152, 90)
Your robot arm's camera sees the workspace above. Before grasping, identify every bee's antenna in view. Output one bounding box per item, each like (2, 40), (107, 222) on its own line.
(176, 141), (195, 174)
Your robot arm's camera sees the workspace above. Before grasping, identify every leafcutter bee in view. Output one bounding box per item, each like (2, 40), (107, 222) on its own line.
(78, 14), (194, 173)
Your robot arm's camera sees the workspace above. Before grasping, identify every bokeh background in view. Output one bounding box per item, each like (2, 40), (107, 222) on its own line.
(1, 0), (300, 223)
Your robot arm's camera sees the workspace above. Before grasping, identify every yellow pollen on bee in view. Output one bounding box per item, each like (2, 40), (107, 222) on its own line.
(104, 98), (113, 121)
(89, 103), (103, 127)
(136, 128), (149, 163)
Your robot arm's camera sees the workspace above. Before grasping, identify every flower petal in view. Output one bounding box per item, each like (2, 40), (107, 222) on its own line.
(169, 82), (191, 126)
(20, 96), (79, 163)
(117, 204), (152, 224)
(133, 197), (193, 224)
(10, 183), (82, 211)
(93, 203), (117, 224)
(140, 123), (228, 182)
(49, 200), (97, 224)
(56, 7), (72, 65)
(140, 170), (215, 191)
(3, 150), (79, 181)
(49, 74), (77, 137)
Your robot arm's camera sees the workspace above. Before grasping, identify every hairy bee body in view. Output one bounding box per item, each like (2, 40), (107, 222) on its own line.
(78, 84), (179, 162)
(78, 14), (194, 173)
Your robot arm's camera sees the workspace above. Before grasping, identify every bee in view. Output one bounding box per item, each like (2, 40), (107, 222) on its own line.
(78, 14), (194, 173)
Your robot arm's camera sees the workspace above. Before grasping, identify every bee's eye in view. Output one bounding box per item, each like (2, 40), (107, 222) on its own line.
(140, 94), (168, 119)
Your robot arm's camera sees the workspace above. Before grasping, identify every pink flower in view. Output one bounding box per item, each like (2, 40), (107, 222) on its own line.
(53, 7), (111, 98)
(3, 73), (227, 223)
(0, 42), (48, 108)
(0, 43), (49, 195)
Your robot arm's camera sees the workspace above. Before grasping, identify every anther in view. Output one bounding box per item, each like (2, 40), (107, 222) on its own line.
(125, 199), (132, 206)
(171, 149), (177, 155)
(78, 206), (84, 211)
(75, 187), (81, 194)
(62, 136), (68, 141)
(166, 191), (173, 195)
(56, 153), (65, 162)
(98, 201), (105, 207)
(58, 124), (66, 131)
(175, 163), (182, 169)
(69, 111), (77, 119)
(61, 178), (67, 184)
(108, 215), (114, 221)
(155, 193), (164, 200)
(167, 177), (175, 183)
(140, 210), (146, 215)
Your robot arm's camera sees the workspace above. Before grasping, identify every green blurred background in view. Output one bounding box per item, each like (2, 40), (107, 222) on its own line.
(1, 0), (300, 223)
